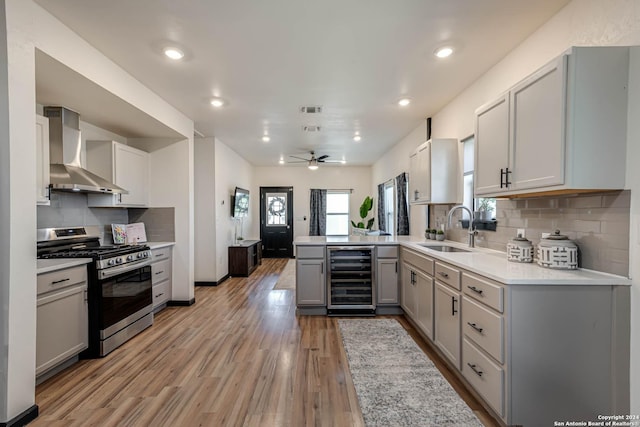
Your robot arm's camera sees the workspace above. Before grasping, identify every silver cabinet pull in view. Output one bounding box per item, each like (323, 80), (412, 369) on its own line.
(467, 363), (483, 377)
(467, 285), (483, 295)
(467, 322), (484, 333)
(438, 271), (449, 279)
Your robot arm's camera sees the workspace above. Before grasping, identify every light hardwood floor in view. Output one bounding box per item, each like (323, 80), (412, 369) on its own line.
(33, 258), (499, 426)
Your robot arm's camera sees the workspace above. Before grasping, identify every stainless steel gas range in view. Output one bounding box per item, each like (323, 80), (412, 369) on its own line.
(37, 226), (153, 357)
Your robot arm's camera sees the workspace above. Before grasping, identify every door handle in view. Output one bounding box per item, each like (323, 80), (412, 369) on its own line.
(451, 296), (458, 316)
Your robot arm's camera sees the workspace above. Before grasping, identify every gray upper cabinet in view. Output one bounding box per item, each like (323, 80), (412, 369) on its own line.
(409, 138), (459, 204)
(475, 47), (629, 197)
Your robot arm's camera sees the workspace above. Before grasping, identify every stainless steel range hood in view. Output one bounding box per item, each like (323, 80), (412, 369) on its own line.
(43, 106), (127, 194)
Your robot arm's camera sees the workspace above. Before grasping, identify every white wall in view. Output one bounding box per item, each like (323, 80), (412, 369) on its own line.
(1, 0), (194, 421)
(214, 139), (253, 281)
(252, 165), (372, 241)
(148, 139), (194, 302)
(194, 137), (217, 282)
(371, 120), (430, 236)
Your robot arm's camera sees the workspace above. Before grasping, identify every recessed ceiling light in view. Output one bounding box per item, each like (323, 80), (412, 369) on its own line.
(341, 160), (346, 164)
(164, 47), (184, 60)
(279, 158), (284, 165)
(353, 135), (361, 142)
(398, 98), (411, 107)
(434, 46), (454, 58)
(262, 135), (270, 143)
(210, 98), (225, 108)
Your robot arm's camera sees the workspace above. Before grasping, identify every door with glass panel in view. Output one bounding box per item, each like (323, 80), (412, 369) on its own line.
(260, 187), (294, 258)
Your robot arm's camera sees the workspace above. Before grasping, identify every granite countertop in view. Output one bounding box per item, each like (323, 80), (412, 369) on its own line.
(146, 242), (175, 250)
(37, 258), (92, 275)
(294, 236), (631, 286)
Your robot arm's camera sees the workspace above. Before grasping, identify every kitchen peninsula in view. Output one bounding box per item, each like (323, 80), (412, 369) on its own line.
(294, 235), (631, 426)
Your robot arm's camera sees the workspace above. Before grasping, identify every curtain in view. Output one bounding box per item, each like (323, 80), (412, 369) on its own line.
(309, 189), (327, 236)
(377, 183), (386, 232)
(395, 172), (409, 235)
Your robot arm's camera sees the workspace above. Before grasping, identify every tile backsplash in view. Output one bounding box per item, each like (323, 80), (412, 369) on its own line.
(128, 208), (175, 242)
(430, 190), (630, 276)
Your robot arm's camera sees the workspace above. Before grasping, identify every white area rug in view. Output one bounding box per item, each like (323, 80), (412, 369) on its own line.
(273, 259), (295, 290)
(338, 318), (482, 427)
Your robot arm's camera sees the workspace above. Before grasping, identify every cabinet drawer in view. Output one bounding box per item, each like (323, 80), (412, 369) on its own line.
(462, 296), (504, 363)
(462, 338), (504, 417)
(151, 248), (170, 262)
(462, 272), (504, 312)
(297, 245), (325, 259)
(402, 249), (434, 276)
(434, 262), (461, 290)
(37, 266), (87, 295)
(152, 259), (171, 284)
(377, 246), (398, 259)
(153, 281), (170, 307)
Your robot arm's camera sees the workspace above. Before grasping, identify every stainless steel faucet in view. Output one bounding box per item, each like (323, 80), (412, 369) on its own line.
(446, 205), (477, 248)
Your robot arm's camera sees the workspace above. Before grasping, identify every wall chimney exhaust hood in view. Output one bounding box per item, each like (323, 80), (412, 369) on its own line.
(43, 106), (127, 194)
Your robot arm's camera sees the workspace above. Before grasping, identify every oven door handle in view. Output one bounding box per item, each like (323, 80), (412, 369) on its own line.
(98, 258), (153, 280)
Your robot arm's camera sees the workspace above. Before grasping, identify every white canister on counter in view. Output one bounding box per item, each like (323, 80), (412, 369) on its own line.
(536, 229), (579, 270)
(507, 234), (533, 263)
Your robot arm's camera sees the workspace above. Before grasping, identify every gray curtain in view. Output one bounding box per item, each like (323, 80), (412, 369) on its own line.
(377, 183), (386, 232)
(309, 189), (327, 236)
(396, 173), (409, 235)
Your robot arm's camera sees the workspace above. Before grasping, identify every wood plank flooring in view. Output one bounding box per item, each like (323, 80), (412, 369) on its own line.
(33, 258), (499, 426)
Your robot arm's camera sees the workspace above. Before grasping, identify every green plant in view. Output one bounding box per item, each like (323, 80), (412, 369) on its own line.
(351, 196), (375, 230)
(477, 198), (493, 211)
(437, 229), (444, 235)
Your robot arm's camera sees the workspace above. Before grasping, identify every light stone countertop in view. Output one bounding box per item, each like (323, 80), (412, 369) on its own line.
(294, 236), (631, 286)
(37, 258), (92, 275)
(146, 242), (175, 250)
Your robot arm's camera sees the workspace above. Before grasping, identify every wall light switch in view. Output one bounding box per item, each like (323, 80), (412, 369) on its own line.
(517, 228), (526, 238)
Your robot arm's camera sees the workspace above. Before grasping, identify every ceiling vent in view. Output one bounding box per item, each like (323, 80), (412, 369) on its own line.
(300, 106), (323, 114)
(302, 125), (321, 132)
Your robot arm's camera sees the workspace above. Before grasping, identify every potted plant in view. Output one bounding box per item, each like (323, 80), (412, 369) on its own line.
(436, 229), (445, 241)
(477, 198), (493, 221)
(425, 228), (431, 239)
(429, 229), (437, 240)
(351, 196), (374, 235)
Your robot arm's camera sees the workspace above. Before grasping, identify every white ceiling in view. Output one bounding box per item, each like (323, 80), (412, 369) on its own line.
(34, 0), (570, 166)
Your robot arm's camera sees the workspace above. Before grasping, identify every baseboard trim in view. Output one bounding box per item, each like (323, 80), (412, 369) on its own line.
(195, 274), (230, 287)
(167, 298), (195, 307)
(1, 405), (39, 427)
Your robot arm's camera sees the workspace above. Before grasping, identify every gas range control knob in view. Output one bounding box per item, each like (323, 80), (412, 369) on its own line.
(126, 255), (134, 262)
(116, 258), (123, 264)
(137, 252), (143, 259)
(144, 251), (150, 258)
(108, 259), (116, 266)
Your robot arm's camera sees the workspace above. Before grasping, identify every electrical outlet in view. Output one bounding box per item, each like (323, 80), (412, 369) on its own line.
(517, 228), (526, 238)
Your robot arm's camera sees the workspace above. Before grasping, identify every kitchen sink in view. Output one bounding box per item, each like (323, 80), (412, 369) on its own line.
(417, 244), (471, 253)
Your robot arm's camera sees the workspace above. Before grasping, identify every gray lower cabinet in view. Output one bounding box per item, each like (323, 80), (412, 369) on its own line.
(151, 247), (172, 310)
(296, 246), (326, 306)
(434, 281), (461, 369)
(36, 265), (88, 378)
(400, 248), (435, 340)
(376, 246), (399, 305)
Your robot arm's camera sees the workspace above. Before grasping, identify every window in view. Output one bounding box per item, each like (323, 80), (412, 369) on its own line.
(462, 136), (496, 221)
(462, 136), (474, 222)
(384, 181), (394, 234)
(326, 191), (350, 236)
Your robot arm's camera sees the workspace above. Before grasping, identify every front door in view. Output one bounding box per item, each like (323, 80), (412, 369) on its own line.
(260, 187), (294, 258)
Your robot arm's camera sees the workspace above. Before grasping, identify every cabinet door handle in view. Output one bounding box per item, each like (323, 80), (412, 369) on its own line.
(84, 289), (88, 303)
(321, 262), (324, 275)
(155, 270), (164, 275)
(467, 363), (483, 377)
(47, 185), (52, 201)
(438, 271), (449, 279)
(395, 262), (398, 274)
(51, 278), (70, 285)
(500, 168), (505, 188)
(156, 253), (164, 258)
(505, 167), (512, 186)
(467, 322), (484, 333)
(467, 285), (484, 295)
(156, 292), (164, 298)
(451, 296), (458, 315)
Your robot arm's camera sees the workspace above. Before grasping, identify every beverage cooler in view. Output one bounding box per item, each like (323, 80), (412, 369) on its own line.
(327, 246), (375, 314)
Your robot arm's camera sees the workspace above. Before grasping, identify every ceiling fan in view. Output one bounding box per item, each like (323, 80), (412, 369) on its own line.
(288, 151), (344, 170)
